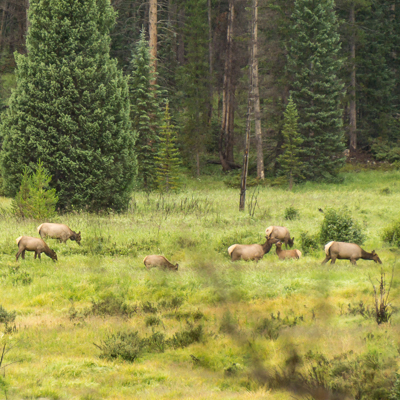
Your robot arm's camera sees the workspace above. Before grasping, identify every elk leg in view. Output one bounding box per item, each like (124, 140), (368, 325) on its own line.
(16, 249), (22, 261)
(350, 258), (357, 265)
(38, 252), (41, 260)
(34, 252), (37, 259)
(21, 250), (25, 260)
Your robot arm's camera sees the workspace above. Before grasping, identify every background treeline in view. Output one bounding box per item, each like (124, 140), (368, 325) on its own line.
(0, 0), (399, 180)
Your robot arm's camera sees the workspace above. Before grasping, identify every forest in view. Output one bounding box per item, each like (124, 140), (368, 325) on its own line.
(1, 1), (400, 399)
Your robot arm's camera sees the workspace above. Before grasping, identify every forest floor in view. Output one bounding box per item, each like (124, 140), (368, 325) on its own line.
(1, 168), (400, 399)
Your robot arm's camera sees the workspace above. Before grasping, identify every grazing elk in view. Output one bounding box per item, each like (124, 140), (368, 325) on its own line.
(265, 226), (294, 248)
(228, 237), (279, 262)
(275, 241), (301, 260)
(37, 223), (81, 245)
(16, 236), (57, 262)
(143, 255), (178, 270)
(322, 241), (382, 265)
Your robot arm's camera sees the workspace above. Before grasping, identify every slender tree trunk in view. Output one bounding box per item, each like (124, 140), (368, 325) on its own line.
(208, 0), (213, 123)
(0, 3), (6, 50)
(219, 1), (235, 171)
(252, 0), (264, 179)
(177, 7), (185, 65)
(149, 0), (157, 84)
(349, 3), (357, 156)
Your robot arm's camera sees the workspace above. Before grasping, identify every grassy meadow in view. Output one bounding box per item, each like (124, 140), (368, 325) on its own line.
(1, 169), (400, 399)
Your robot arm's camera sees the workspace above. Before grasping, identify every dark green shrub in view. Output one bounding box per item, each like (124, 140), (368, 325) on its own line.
(319, 208), (365, 245)
(284, 206), (299, 220)
(299, 231), (320, 255)
(382, 220), (400, 247)
(0, 306), (16, 325)
(145, 316), (162, 327)
(167, 323), (204, 349)
(255, 317), (281, 340)
(88, 295), (136, 317)
(142, 332), (166, 353)
(158, 296), (184, 310)
(142, 302), (158, 314)
(95, 331), (142, 362)
(390, 373), (400, 400)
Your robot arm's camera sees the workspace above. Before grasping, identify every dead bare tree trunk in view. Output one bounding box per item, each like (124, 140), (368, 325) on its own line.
(252, 0), (264, 180)
(349, 3), (357, 156)
(149, 0), (157, 84)
(219, 0), (235, 171)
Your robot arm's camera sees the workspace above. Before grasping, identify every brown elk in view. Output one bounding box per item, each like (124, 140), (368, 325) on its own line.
(322, 241), (382, 265)
(37, 223), (81, 245)
(16, 236), (57, 262)
(265, 226), (294, 248)
(275, 241), (301, 260)
(143, 255), (178, 270)
(228, 237), (279, 261)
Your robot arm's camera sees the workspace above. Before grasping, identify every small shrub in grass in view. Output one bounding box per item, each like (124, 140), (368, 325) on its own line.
(88, 295), (137, 317)
(8, 266), (32, 286)
(145, 316), (162, 327)
(95, 331), (142, 362)
(142, 332), (166, 353)
(158, 296), (184, 310)
(299, 231), (320, 254)
(382, 219), (400, 247)
(167, 323), (204, 349)
(0, 306), (16, 325)
(255, 317), (281, 340)
(142, 302), (158, 314)
(284, 206), (299, 220)
(319, 207), (365, 245)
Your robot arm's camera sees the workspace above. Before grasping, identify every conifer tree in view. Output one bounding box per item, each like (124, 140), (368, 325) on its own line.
(156, 101), (181, 192)
(278, 95), (303, 190)
(288, 0), (345, 181)
(129, 29), (162, 191)
(0, 0), (135, 211)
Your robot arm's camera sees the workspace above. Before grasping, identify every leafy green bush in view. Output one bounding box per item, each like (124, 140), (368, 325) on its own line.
(319, 208), (365, 245)
(12, 161), (58, 220)
(145, 316), (162, 327)
(382, 219), (400, 247)
(284, 206), (299, 220)
(167, 323), (204, 349)
(8, 266), (32, 286)
(371, 139), (400, 163)
(96, 331), (142, 362)
(299, 231), (320, 254)
(0, 306), (16, 325)
(88, 295), (137, 317)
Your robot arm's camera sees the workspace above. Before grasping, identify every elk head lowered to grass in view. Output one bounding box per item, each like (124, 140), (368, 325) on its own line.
(265, 226), (294, 248)
(16, 236), (57, 262)
(275, 241), (302, 260)
(143, 255), (178, 270)
(37, 223), (81, 245)
(322, 241), (382, 265)
(228, 236), (279, 262)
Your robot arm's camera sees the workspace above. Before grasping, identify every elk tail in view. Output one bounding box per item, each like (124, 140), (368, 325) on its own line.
(16, 236), (23, 245)
(228, 245), (238, 256)
(265, 226), (273, 238)
(296, 250), (302, 258)
(143, 256), (148, 265)
(324, 241), (335, 256)
(37, 223), (44, 233)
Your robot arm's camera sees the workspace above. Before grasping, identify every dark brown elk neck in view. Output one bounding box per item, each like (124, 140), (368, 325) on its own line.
(361, 249), (374, 260)
(275, 245), (282, 255)
(262, 240), (274, 254)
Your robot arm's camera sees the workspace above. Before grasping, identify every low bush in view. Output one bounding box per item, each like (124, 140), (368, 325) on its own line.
(382, 219), (400, 247)
(319, 207), (365, 245)
(95, 331), (142, 362)
(0, 306), (16, 325)
(8, 266), (32, 286)
(284, 206), (299, 220)
(167, 323), (204, 349)
(145, 316), (162, 327)
(88, 295), (137, 317)
(299, 231), (320, 254)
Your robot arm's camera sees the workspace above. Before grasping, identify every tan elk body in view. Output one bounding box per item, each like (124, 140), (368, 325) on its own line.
(228, 237), (278, 261)
(322, 241), (382, 265)
(37, 223), (81, 245)
(275, 241), (301, 260)
(143, 255), (178, 270)
(16, 236), (57, 262)
(265, 226), (294, 248)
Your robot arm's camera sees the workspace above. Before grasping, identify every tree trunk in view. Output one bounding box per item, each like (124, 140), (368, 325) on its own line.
(252, 0), (264, 179)
(208, 0), (213, 123)
(149, 0), (157, 84)
(349, 3), (357, 156)
(219, 0), (235, 171)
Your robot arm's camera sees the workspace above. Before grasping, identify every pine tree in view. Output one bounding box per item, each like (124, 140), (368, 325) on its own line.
(288, 0), (345, 181)
(156, 101), (181, 192)
(129, 29), (162, 191)
(0, 0), (135, 211)
(278, 95), (303, 190)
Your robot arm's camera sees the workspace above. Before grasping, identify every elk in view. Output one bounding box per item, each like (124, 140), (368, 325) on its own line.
(275, 241), (301, 260)
(322, 241), (382, 265)
(228, 237), (279, 262)
(16, 236), (57, 262)
(143, 255), (178, 270)
(265, 226), (294, 248)
(37, 223), (81, 245)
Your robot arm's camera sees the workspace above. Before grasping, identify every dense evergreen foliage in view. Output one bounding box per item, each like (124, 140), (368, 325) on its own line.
(0, 0), (135, 211)
(287, 0), (345, 181)
(129, 29), (162, 191)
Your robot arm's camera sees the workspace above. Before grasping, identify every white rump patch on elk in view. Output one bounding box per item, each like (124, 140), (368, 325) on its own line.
(16, 236), (23, 245)
(228, 244), (238, 256)
(324, 241), (335, 255)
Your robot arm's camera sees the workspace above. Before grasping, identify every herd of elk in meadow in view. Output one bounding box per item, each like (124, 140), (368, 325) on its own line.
(15, 221), (383, 268)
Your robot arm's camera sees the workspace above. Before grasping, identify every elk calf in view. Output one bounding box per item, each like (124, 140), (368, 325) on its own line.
(16, 236), (57, 262)
(143, 255), (178, 270)
(275, 241), (301, 260)
(37, 223), (81, 245)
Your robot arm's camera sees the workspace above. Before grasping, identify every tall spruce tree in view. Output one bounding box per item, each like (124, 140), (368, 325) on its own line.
(278, 95), (303, 190)
(288, 0), (345, 181)
(129, 29), (162, 191)
(0, 0), (135, 211)
(156, 101), (181, 192)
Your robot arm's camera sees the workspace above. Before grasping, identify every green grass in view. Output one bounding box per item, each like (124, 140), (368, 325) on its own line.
(1, 169), (400, 399)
